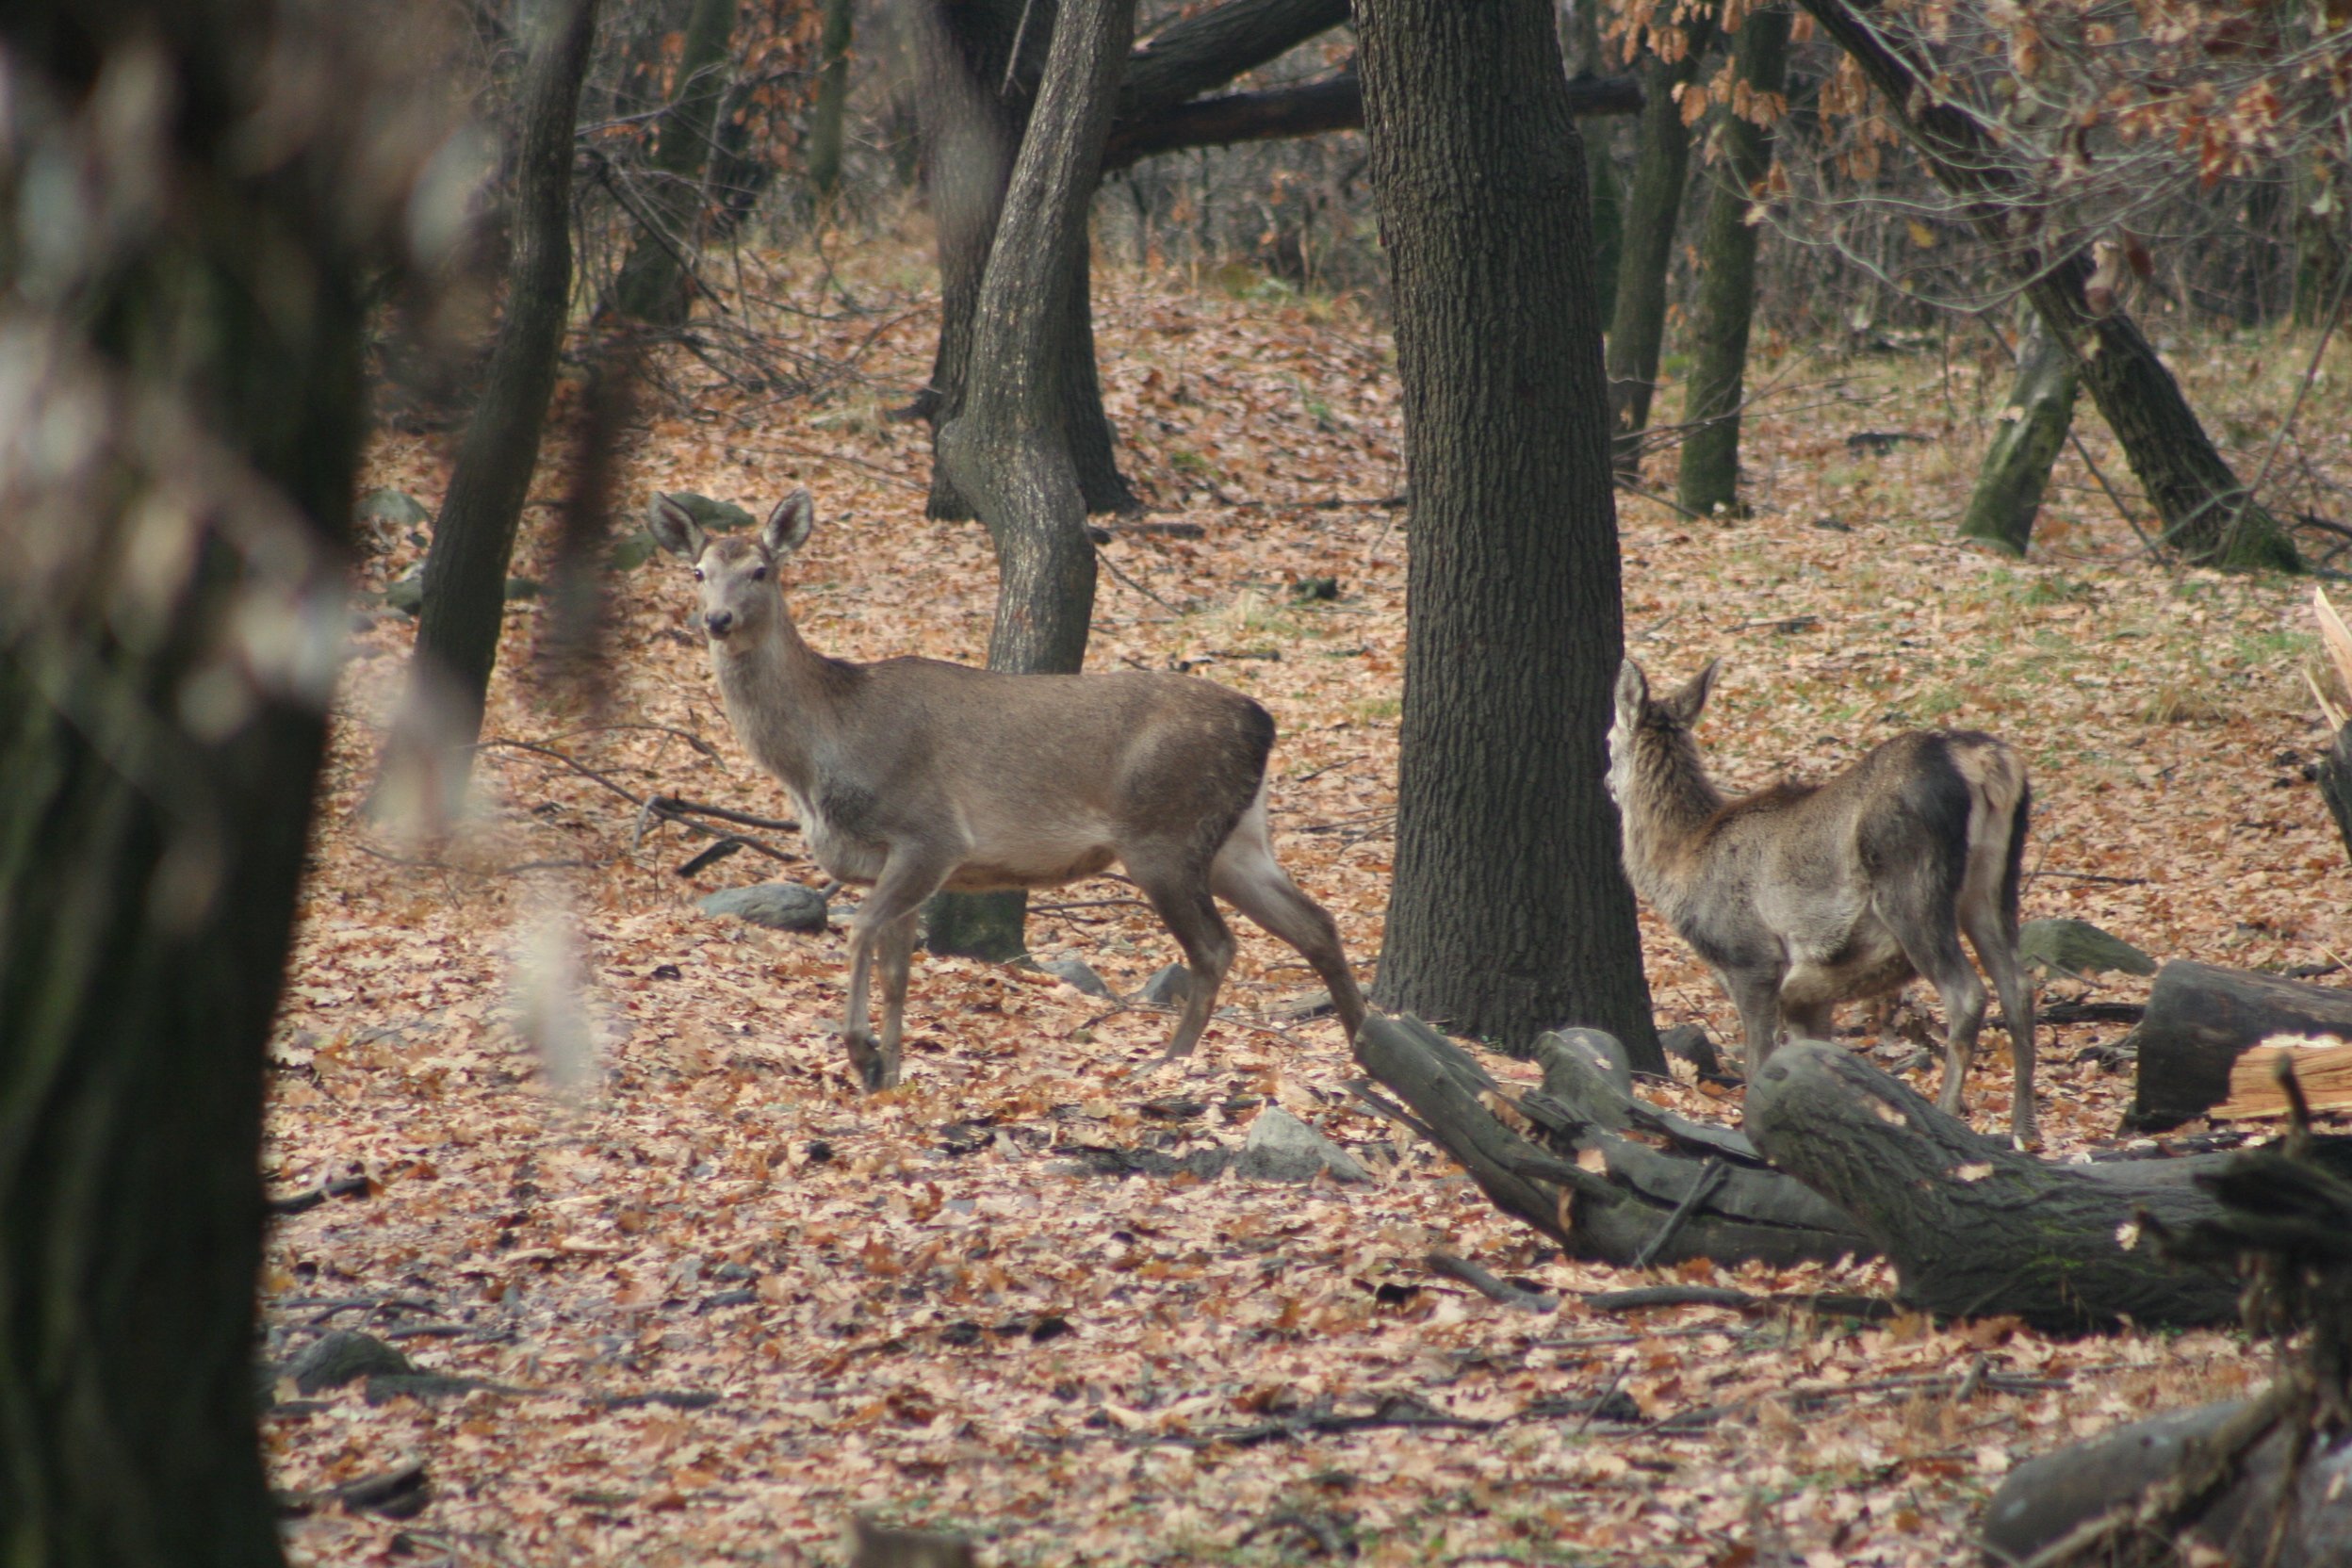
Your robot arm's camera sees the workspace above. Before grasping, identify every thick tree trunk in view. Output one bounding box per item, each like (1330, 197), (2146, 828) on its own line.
(927, 0), (1137, 958)
(1674, 3), (1791, 517)
(0, 5), (389, 1558)
(804, 0), (858, 198)
(1793, 0), (2297, 571)
(1606, 17), (1716, 476)
(410, 0), (599, 758)
(1747, 1042), (2245, 1330)
(612, 0), (735, 323)
(1959, 313), (2079, 555)
(1354, 1018), (1873, 1267)
(2132, 960), (2352, 1131)
(1358, 0), (1662, 1067)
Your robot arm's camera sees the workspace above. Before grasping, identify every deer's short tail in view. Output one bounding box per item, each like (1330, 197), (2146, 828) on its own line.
(1947, 734), (2030, 939)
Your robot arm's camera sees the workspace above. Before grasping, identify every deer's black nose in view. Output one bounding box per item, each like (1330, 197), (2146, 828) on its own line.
(704, 610), (735, 639)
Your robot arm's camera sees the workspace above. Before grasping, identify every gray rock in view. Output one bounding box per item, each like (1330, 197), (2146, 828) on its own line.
(1139, 962), (1191, 1007)
(1038, 957), (1113, 999)
(1271, 988), (1334, 1021)
(2018, 918), (2156, 979)
(663, 491), (758, 534)
(289, 1331), (416, 1395)
(697, 882), (830, 932)
(357, 487), (431, 531)
(1234, 1106), (1370, 1184)
(1540, 1027), (1633, 1096)
(384, 570), (424, 615)
(1658, 1022), (1727, 1080)
(609, 528), (661, 572)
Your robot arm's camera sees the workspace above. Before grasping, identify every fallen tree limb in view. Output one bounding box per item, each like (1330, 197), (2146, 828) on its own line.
(1352, 1014), (1873, 1269)
(2132, 960), (2352, 1129)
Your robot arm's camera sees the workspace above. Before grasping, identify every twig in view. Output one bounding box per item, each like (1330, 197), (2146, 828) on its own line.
(2066, 429), (2165, 564)
(1631, 1157), (1728, 1270)
(2220, 262), (2348, 564)
(1093, 540), (1182, 615)
(1425, 1250), (1558, 1313)
(2025, 869), (2148, 886)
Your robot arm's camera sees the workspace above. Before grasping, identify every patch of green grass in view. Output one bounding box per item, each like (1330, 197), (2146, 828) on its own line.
(1348, 694), (1401, 724)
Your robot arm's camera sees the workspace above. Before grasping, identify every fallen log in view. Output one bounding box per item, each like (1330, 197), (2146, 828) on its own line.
(2132, 960), (2352, 1129)
(1746, 1041), (2245, 1331)
(1352, 1014), (1873, 1269)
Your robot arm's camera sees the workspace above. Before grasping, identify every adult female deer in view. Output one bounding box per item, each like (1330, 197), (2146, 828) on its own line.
(1608, 658), (2038, 1142)
(650, 490), (1366, 1091)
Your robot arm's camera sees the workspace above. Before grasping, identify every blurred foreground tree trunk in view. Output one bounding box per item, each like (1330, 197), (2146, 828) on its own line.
(1358, 0), (1664, 1068)
(408, 0), (599, 776)
(1674, 2), (1790, 517)
(0, 4), (434, 1560)
(925, 0), (1138, 959)
(1959, 313), (2078, 556)
(612, 0), (736, 323)
(1795, 0), (2298, 570)
(1606, 6), (1716, 476)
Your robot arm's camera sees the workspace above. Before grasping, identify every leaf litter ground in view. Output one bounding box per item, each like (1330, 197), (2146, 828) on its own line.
(270, 229), (2351, 1566)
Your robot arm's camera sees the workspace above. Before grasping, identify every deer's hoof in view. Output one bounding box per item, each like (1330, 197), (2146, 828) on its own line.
(846, 1035), (899, 1094)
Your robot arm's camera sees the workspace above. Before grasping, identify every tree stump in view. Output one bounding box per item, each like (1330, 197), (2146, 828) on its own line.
(2132, 961), (2352, 1130)
(1746, 1041), (2243, 1331)
(1354, 1016), (1872, 1269)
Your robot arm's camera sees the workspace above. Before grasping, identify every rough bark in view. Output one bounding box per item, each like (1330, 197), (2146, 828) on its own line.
(1984, 1400), (2352, 1568)
(1357, 0), (1662, 1064)
(2321, 721), (2352, 868)
(1959, 312), (2079, 555)
(0, 6), (386, 1560)
(1353, 1018), (1873, 1267)
(926, 0), (1137, 957)
(1116, 0), (1349, 122)
(1747, 1042), (2244, 1331)
(2132, 960), (2352, 1131)
(804, 0), (858, 198)
(611, 0), (735, 323)
(411, 0), (599, 756)
(1792, 0), (2297, 571)
(1606, 15), (1717, 475)
(1101, 71), (1643, 172)
(1674, 3), (1791, 517)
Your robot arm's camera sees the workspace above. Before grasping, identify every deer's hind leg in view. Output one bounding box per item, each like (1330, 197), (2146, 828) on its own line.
(1128, 841), (1237, 1061)
(1210, 794), (1365, 1041)
(1877, 885), (1987, 1119)
(1961, 900), (2037, 1146)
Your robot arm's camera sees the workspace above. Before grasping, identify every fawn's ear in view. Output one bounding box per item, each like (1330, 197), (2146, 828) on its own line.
(1614, 657), (1649, 719)
(1664, 658), (1723, 725)
(648, 495), (707, 560)
(765, 489), (816, 557)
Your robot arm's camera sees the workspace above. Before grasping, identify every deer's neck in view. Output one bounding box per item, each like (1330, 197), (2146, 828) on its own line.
(1620, 739), (1725, 896)
(710, 614), (842, 797)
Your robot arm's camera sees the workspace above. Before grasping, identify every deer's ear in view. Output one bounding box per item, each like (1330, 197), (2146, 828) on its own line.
(1666, 658), (1722, 725)
(765, 489), (816, 557)
(1614, 658), (1649, 718)
(648, 495), (706, 560)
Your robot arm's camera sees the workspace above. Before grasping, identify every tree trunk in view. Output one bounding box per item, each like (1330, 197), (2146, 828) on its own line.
(927, 0), (1137, 958)
(1358, 0), (1662, 1067)
(1353, 1018), (1874, 1267)
(0, 5), (391, 1558)
(804, 0), (858, 199)
(1746, 1042), (2245, 1331)
(2132, 960), (2352, 1131)
(409, 0), (600, 762)
(611, 0), (736, 324)
(2292, 154), (2346, 329)
(2321, 721), (2352, 869)
(1792, 0), (2297, 571)
(1958, 312), (2079, 555)
(1606, 14), (1716, 476)
(1674, 3), (1791, 517)
(1560, 0), (1625, 323)
(915, 0), (1136, 521)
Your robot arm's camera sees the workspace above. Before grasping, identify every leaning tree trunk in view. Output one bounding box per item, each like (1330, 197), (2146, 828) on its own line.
(408, 0), (600, 767)
(611, 0), (736, 324)
(0, 3), (413, 1558)
(1793, 0), (2297, 571)
(925, 0), (1137, 960)
(804, 0), (858, 198)
(1606, 11), (1716, 477)
(1674, 2), (1791, 517)
(1958, 311), (2080, 555)
(2321, 719), (2352, 868)
(1746, 1042), (2246, 1331)
(1358, 0), (1663, 1067)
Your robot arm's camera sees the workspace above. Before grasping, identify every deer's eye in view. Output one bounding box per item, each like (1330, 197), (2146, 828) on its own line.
(692, 568), (704, 582)
(749, 565), (767, 582)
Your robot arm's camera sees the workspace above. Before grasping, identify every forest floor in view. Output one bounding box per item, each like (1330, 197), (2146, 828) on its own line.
(264, 223), (2352, 1567)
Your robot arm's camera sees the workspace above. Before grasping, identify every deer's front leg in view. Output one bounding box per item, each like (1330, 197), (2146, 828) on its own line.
(1723, 970), (1786, 1083)
(842, 842), (958, 1092)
